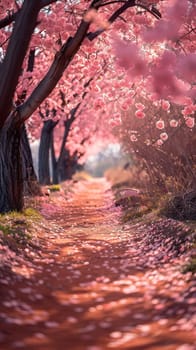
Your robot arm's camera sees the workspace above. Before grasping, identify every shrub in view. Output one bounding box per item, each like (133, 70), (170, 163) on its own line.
(160, 190), (196, 220)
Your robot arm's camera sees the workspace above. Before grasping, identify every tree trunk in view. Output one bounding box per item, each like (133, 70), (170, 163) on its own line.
(52, 162), (59, 184)
(58, 149), (81, 181)
(38, 120), (54, 185)
(51, 130), (59, 184)
(0, 116), (23, 213)
(57, 148), (70, 181)
(19, 21), (90, 124)
(0, 0), (41, 128)
(21, 125), (41, 195)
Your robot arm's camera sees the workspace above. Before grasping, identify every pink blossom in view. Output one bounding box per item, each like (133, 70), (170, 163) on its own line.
(143, 0), (189, 42)
(135, 103), (145, 111)
(157, 139), (163, 146)
(114, 112), (121, 120)
(189, 86), (196, 101)
(184, 97), (193, 106)
(169, 0), (188, 20)
(113, 37), (146, 77)
(182, 105), (195, 116)
(94, 98), (104, 110)
(109, 117), (121, 127)
(64, 23), (74, 31)
(149, 93), (158, 102)
(161, 100), (170, 111)
(170, 119), (178, 128)
(84, 9), (109, 30)
(125, 97), (134, 106)
(143, 20), (175, 42)
(185, 117), (195, 128)
(130, 59), (147, 78)
(177, 53), (196, 83)
(135, 110), (145, 119)
(121, 101), (129, 111)
(160, 132), (168, 141)
(153, 72), (187, 99)
(156, 120), (165, 130)
(150, 52), (189, 98)
(93, 85), (100, 93)
(130, 135), (138, 142)
(113, 38), (136, 70)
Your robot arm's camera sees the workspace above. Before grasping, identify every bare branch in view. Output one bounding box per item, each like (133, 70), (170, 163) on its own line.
(19, 19), (90, 123)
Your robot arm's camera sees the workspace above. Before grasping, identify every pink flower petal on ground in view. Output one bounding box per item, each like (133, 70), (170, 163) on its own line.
(110, 331), (122, 338)
(176, 345), (196, 350)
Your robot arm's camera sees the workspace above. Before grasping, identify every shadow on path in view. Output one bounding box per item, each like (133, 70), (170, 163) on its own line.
(0, 179), (195, 350)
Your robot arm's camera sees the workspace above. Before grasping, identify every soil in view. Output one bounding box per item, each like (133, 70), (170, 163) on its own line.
(0, 178), (195, 350)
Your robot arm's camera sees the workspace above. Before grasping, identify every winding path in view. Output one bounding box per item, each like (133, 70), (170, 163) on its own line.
(0, 179), (195, 349)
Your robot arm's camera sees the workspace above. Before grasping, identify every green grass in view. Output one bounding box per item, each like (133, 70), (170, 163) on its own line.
(0, 222), (31, 246)
(0, 207), (42, 223)
(23, 207), (42, 219)
(48, 184), (61, 192)
(0, 207), (43, 249)
(1, 210), (25, 220)
(0, 223), (10, 235)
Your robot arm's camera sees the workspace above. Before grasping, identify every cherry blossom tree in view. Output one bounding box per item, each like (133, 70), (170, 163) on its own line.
(1, 0), (152, 212)
(36, 61), (106, 185)
(0, 0), (195, 214)
(77, 0), (195, 203)
(92, 0), (195, 207)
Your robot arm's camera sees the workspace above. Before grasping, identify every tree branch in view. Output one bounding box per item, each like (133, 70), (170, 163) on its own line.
(98, 0), (127, 8)
(40, 0), (58, 8)
(0, 10), (21, 29)
(0, 0), (57, 30)
(88, 0), (136, 40)
(19, 19), (90, 123)
(136, 3), (161, 20)
(87, 0), (161, 41)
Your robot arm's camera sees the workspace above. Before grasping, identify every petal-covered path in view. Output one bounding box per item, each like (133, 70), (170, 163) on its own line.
(0, 179), (195, 350)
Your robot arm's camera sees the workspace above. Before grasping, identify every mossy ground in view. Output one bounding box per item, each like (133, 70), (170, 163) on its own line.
(48, 184), (61, 192)
(0, 208), (42, 251)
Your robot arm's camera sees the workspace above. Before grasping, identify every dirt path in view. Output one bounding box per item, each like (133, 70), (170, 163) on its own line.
(0, 179), (195, 350)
